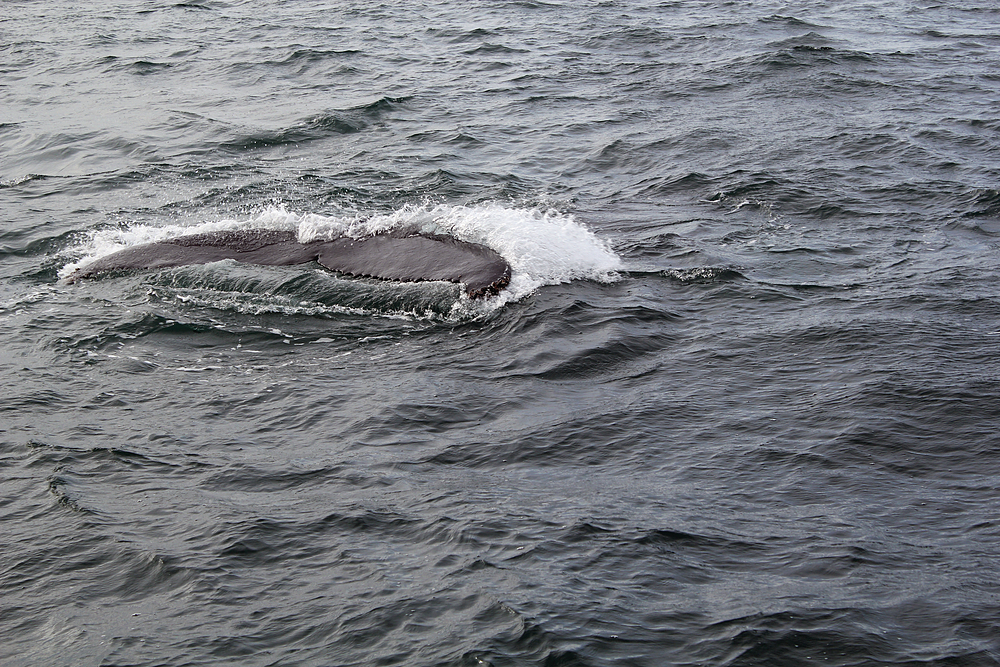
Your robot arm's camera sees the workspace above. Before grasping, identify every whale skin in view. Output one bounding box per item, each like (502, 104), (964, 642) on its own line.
(70, 229), (512, 298)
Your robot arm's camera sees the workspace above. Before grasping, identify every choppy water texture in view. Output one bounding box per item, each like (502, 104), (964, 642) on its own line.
(3, 1), (1000, 665)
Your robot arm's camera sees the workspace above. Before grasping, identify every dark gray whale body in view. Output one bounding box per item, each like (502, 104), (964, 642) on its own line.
(71, 229), (512, 298)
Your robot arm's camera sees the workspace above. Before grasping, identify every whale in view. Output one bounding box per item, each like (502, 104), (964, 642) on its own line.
(69, 229), (512, 298)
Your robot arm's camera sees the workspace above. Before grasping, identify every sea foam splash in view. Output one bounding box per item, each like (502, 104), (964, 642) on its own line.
(62, 203), (621, 312)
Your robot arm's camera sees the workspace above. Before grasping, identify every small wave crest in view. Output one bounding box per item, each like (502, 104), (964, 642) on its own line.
(62, 203), (621, 317)
(659, 267), (745, 284)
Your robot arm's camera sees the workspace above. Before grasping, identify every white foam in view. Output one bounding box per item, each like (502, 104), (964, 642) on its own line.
(62, 203), (622, 309)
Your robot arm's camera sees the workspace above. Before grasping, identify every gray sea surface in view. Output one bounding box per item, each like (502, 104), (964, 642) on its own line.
(3, 1), (1000, 665)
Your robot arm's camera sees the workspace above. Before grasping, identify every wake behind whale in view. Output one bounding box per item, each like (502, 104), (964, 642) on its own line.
(69, 228), (512, 299)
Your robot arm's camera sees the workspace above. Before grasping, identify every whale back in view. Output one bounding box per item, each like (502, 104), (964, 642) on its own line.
(71, 230), (511, 298)
(315, 234), (510, 298)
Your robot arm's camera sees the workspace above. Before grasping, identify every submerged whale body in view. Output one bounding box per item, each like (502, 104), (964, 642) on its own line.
(70, 229), (512, 298)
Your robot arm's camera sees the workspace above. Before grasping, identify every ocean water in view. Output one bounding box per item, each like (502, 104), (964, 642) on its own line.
(3, 1), (1000, 665)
